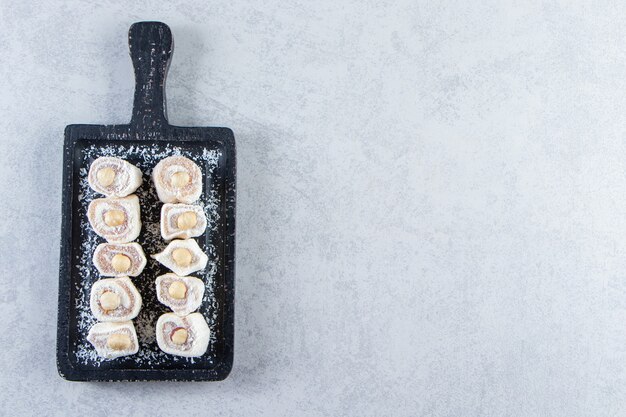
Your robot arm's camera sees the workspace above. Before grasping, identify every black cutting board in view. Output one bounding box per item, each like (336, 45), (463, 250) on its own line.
(56, 21), (235, 381)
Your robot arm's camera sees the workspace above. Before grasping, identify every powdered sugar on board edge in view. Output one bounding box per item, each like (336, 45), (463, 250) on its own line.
(74, 144), (221, 367)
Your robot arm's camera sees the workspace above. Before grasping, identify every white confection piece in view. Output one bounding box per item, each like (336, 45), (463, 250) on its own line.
(88, 157), (143, 197)
(156, 312), (210, 357)
(93, 242), (147, 277)
(87, 195), (141, 243)
(160, 203), (207, 241)
(156, 273), (205, 316)
(152, 239), (208, 276)
(152, 155), (203, 203)
(87, 321), (139, 359)
(89, 277), (142, 322)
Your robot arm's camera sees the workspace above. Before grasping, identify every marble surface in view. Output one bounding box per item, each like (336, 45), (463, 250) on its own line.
(1, 0), (626, 415)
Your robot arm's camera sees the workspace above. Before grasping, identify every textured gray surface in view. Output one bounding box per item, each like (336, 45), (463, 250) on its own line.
(0, 0), (625, 415)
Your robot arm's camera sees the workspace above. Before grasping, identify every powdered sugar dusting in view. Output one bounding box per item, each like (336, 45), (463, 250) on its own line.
(73, 143), (222, 368)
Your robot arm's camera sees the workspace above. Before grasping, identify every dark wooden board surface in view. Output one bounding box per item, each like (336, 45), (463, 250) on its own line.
(56, 22), (235, 381)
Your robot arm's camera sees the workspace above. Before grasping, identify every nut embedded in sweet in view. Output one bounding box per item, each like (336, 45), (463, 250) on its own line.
(171, 327), (188, 345)
(172, 248), (192, 267)
(107, 333), (131, 350)
(111, 253), (131, 272)
(100, 291), (121, 310)
(104, 210), (126, 227)
(96, 167), (116, 187)
(176, 211), (198, 230)
(168, 281), (187, 299)
(171, 171), (191, 188)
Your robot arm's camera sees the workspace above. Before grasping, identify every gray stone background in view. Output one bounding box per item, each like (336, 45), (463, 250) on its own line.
(1, 0), (625, 416)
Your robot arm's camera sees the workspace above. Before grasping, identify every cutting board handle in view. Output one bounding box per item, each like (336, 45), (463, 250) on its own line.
(128, 21), (172, 131)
